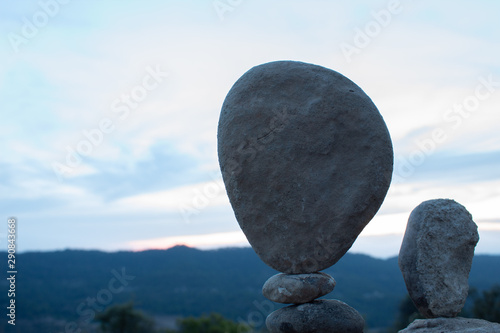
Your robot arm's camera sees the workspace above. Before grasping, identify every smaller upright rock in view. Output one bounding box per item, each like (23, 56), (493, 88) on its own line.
(399, 199), (479, 318)
(263, 272), (335, 304)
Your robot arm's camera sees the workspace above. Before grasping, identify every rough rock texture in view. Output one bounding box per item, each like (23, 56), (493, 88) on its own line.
(262, 272), (335, 304)
(218, 61), (393, 273)
(399, 317), (500, 332)
(399, 199), (479, 318)
(266, 299), (365, 333)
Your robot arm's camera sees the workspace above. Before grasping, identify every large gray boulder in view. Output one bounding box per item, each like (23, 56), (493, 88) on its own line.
(262, 272), (335, 304)
(399, 317), (500, 332)
(399, 199), (479, 318)
(266, 299), (365, 333)
(218, 61), (393, 273)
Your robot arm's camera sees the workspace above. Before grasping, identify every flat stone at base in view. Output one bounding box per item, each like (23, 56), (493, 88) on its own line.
(266, 299), (364, 333)
(263, 272), (335, 304)
(399, 317), (500, 332)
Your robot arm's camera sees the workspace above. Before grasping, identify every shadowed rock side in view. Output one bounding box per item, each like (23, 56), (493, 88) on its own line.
(399, 199), (479, 318)
(217, 60), (393, 274)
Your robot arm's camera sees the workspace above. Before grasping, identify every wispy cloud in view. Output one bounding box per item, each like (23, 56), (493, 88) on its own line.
(1, 1), (499, 257)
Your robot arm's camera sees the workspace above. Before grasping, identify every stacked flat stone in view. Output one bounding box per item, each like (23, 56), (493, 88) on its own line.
(399, 199), (500, 332)
(263, 273), (365, 332)
(218, 61), (394, 333)
(262, 272), (335, 304)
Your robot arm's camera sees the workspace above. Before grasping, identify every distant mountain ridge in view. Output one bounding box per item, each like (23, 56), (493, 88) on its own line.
(1, 246), (498, 332)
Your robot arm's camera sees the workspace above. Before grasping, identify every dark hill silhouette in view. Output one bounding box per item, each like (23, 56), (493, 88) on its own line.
(1, 246), (498, 332)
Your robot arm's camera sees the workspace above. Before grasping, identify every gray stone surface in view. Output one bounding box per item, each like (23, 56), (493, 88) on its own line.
(399, 199), (479, 318)
(262, 272), (335, 304)
(266, 299), (365, 333)
(399, 317), (500, 332)
(218, 61), (393, 273)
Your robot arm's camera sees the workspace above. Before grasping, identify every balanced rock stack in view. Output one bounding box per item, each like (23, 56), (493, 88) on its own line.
(218, 61), (394, 332)
(263, 273), (365, 332)
(399, 199), (500, 332)
(262, 273), (360, 331)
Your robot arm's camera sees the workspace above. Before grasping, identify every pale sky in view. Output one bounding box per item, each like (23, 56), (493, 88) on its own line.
(1, 0), (499, 258)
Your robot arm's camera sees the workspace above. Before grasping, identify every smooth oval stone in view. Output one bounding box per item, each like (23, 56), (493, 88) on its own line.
(218, 61), (393, 273)
(262, 272), (335, 304)
(266, 299), (365, 333)
(399, 199), (479, 318)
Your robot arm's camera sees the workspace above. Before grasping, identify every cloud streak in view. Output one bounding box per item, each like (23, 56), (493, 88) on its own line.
(1, 1), (499, 258)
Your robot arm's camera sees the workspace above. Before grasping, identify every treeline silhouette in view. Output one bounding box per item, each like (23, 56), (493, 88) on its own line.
(1, 246), (499, 332)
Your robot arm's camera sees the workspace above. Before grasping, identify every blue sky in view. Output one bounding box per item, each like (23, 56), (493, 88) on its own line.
(1, 0), (499, 258)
